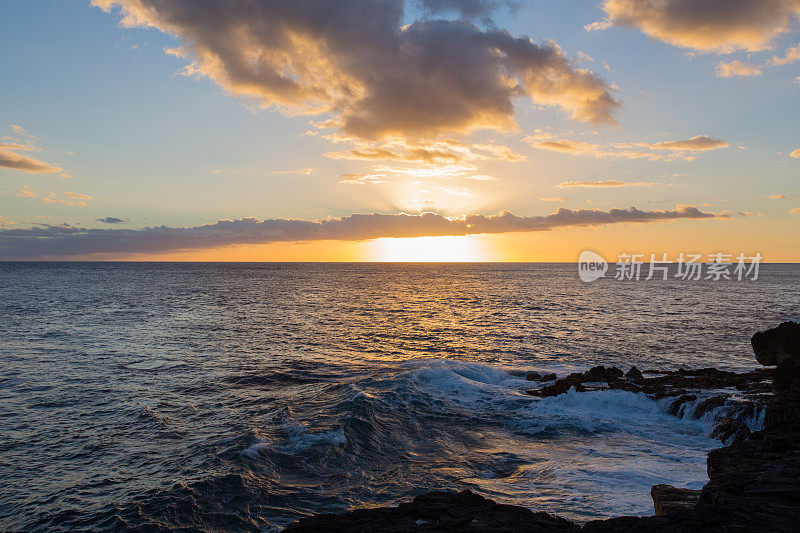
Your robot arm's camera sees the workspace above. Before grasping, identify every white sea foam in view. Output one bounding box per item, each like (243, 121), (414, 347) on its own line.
(241, 439), (270, 459)
(280, 421), (346, 454)
(399, 358), (727, 520)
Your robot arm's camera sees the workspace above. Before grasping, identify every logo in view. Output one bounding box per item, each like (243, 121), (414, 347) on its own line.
(578, 250), (608, 283)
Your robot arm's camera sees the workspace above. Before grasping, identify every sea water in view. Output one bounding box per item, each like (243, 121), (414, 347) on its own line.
(1, 262), (798, 530)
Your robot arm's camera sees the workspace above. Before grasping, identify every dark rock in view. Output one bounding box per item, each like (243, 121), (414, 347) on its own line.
(525, 372), (542, 381)
(527, 375), (585, 397)
(283, 490), (578, 532)
(608, 381), (642, 393)
(694, 395), (727, 418)
(667, 394), (697, 416)
(582, 366), (623, 383)
(541, 373), (557, 382)
(650, 484), (701, 515)
(751, 321), (800, 366)
(700, 424), (800, 530)
(624, 366), (643, 382)
(710, 416), (751, 444)
(766, 364), (800, 427)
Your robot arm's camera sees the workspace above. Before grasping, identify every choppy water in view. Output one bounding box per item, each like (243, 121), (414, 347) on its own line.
(1, 262), (799, 531)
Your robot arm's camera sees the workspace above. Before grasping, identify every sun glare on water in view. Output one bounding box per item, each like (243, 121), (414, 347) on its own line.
(363, 235), (492, 262)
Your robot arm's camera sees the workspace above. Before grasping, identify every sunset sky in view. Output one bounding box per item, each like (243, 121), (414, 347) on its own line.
(1, 0), (799, 261)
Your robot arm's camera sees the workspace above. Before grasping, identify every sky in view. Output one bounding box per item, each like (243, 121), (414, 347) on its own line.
(0, 0), (799, 261)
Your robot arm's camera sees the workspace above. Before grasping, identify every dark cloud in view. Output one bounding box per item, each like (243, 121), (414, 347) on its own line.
(96, 217), (127, 224)
(596, 0), (800, 52)
(0, 206), (724, 259)
(417, 0), (521, 20)
(93, 0), (619, 140)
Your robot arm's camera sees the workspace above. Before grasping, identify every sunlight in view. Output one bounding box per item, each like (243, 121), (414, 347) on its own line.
(362, 235), (492, 262)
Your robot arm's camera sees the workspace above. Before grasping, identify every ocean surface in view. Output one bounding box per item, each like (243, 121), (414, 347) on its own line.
(1, 262), (799, 531)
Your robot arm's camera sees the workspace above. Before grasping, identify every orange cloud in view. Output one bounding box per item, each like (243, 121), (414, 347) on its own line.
(0, 147), (64, 174)
(716, 60), (763, 78)
(596, 0), (800, 53)
(557, 180), (654, 188)
(18, 187), (92, 206)
(0, 125), (68, 175)
(524, 134), (727, 161)
(325, 138), (525, 164)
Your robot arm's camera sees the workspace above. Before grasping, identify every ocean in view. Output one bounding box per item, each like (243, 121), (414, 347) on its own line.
(1, 262), (799, 531)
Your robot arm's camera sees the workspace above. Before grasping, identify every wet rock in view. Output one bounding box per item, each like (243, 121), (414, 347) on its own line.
(524, 372), (557, 382)
(284, 490), (578, 532)
(650, 484), (701, 515)
(767, 364), (800, 427)
(710, 416), (751, 444)
(751, 321), (800, 367)
(667, 394), (697, 416)
(699, 424), (800, 530)
(527, 375), (585, 397)
(608, 381), (642, 393)
(694, 395), (728, 418)
(624, 366), (643, 382)
(582, 366), (623, 383)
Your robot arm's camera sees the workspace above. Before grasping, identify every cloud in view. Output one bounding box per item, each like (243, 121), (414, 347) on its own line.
(791, 148), (800, 158)
(596, 0), (800, 53)
(585, 19), (613, 32)
(648, 135), (728, 151)
(11, 125), (34, 138)
(97, 217), (127, 224)
(769, 194), (788, 199)
(93, 0), (619, 141)
(0, 147), (65, 174)
(557, 179), (654, 188)
(18, 187), (92, 206)
(0, 125), (68, 175)
(417, 0), (519, 20)
(0, 216), (16, 228)
(0, 205), (725, 259)
(325, 138), (524, 164)
(713, 41), (800, 77)
(790, 207), (800, 214)
(272, 168), (318, 175)
(771, 41), (800, 64)
(524, 134), (728, 160)
(716, 60), (763, 78)
(338, 173), (389, 185)
(17, 186), (37, 198)
(539, 196), (566, 202)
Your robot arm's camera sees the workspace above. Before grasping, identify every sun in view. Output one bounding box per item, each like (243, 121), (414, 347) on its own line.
(362, 235), (492, 262)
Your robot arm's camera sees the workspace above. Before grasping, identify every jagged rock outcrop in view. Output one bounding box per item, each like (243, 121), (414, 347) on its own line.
(650, 485), (701, 515)
(527, 374), (585, 397)
(284, 490), (578, 532)
(624, 366), (643, 382)
(751, 321), (800, 366)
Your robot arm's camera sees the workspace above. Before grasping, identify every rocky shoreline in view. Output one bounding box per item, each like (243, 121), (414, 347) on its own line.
(285, 322), (800, 532)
